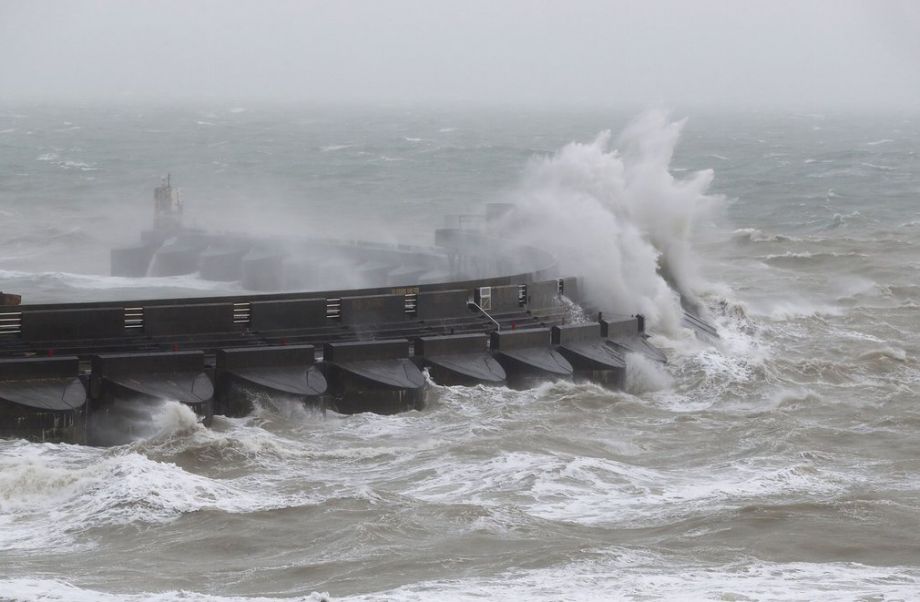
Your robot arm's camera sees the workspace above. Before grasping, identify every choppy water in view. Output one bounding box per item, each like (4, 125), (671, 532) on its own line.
(1, 105), (919, 601)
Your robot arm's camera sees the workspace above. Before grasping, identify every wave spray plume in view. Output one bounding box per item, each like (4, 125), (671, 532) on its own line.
(505, 110), (721, 334)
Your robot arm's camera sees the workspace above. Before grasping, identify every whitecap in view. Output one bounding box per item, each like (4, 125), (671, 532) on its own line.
(860, 162), (895, 171)
(342, 552), (920, 602)
(0, 578), (330, 601)
(731, 228), (794, 243)
(624, 352), (673, 394)
(0, 435), (323, 553)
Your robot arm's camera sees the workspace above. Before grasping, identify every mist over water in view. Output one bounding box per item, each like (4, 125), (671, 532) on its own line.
(1, 104), (920, 601)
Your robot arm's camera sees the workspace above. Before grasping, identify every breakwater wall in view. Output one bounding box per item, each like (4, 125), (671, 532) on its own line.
(0, 273), (658, 445)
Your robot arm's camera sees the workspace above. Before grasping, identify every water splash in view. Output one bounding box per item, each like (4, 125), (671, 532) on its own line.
(504, 110), (721, 334)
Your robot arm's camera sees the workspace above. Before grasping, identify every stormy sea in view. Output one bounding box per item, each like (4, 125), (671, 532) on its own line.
(1, 105), (919, 601)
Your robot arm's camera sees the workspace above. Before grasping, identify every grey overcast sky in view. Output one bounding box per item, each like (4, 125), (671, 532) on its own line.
(0, 0), (918, 108)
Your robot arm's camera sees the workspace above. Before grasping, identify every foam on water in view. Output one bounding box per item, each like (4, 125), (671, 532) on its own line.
(731, 227), (796, 243)
(5, 558), (920, 602)
(341, 552), (920, 602)
(0, 412), (328, 553)
(623, 352), (673, 394)
(399, 442), (853, 527)
(0, 579), (331, 602)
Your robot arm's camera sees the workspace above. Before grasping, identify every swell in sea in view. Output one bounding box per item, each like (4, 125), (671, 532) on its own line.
(1, 105), (919, 601)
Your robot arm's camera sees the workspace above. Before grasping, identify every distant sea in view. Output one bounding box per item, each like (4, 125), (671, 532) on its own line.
(1, 104), (919, 601)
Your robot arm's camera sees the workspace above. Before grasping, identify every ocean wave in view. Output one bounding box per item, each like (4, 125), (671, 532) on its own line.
(343, 552), (920, 602)
(624, 352), (672, 394)
(759, 299), (843, 320)
(806, 167), (860, 179)
(400, 443), (848, 528)
(826, 210), (862, 229)
(34, 152), (97, 170)
(132, 409), (414, 470)
(0, 579), (330, 602)
(0, 428), (321, 552)
(763, 387), (824, 411)
(860, 162), (895, 171)
(857, 346), (908, 363)
(731, 227), (795, 243)
(7, 555), (917, 601)
(761, 250), (866, 268)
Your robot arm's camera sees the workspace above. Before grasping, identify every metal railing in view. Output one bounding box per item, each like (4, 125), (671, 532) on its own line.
(468, 301), (501, 332)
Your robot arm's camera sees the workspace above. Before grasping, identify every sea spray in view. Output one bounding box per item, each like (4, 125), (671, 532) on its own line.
(624, 352), (673, 394)
(89, 400), (202, 446)
(502, 110), (721, 334)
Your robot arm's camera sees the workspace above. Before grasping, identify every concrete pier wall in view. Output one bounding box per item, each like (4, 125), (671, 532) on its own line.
(0, 272), (675, 444)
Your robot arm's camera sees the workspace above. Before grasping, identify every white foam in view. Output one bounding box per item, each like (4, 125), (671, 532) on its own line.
(0, 579), (330, 601)
(559, 294), (591, 324)
(756, 298), (843, 320)
(857, 346), (907, 363)
(624, 352), (673, 394)
(34, 554), (913, 601)
(399, 438), (846, 528)
(731, 227), (794, 243)
(129, 400), (203, 441)
(501, 110), (722, 335)
(0, 434), (319, 553)
(860, 162), (895, 171)
(342, 551), (920, 601)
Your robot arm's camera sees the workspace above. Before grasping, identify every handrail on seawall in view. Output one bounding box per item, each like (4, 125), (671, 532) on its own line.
(468, 301), (502, 332)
